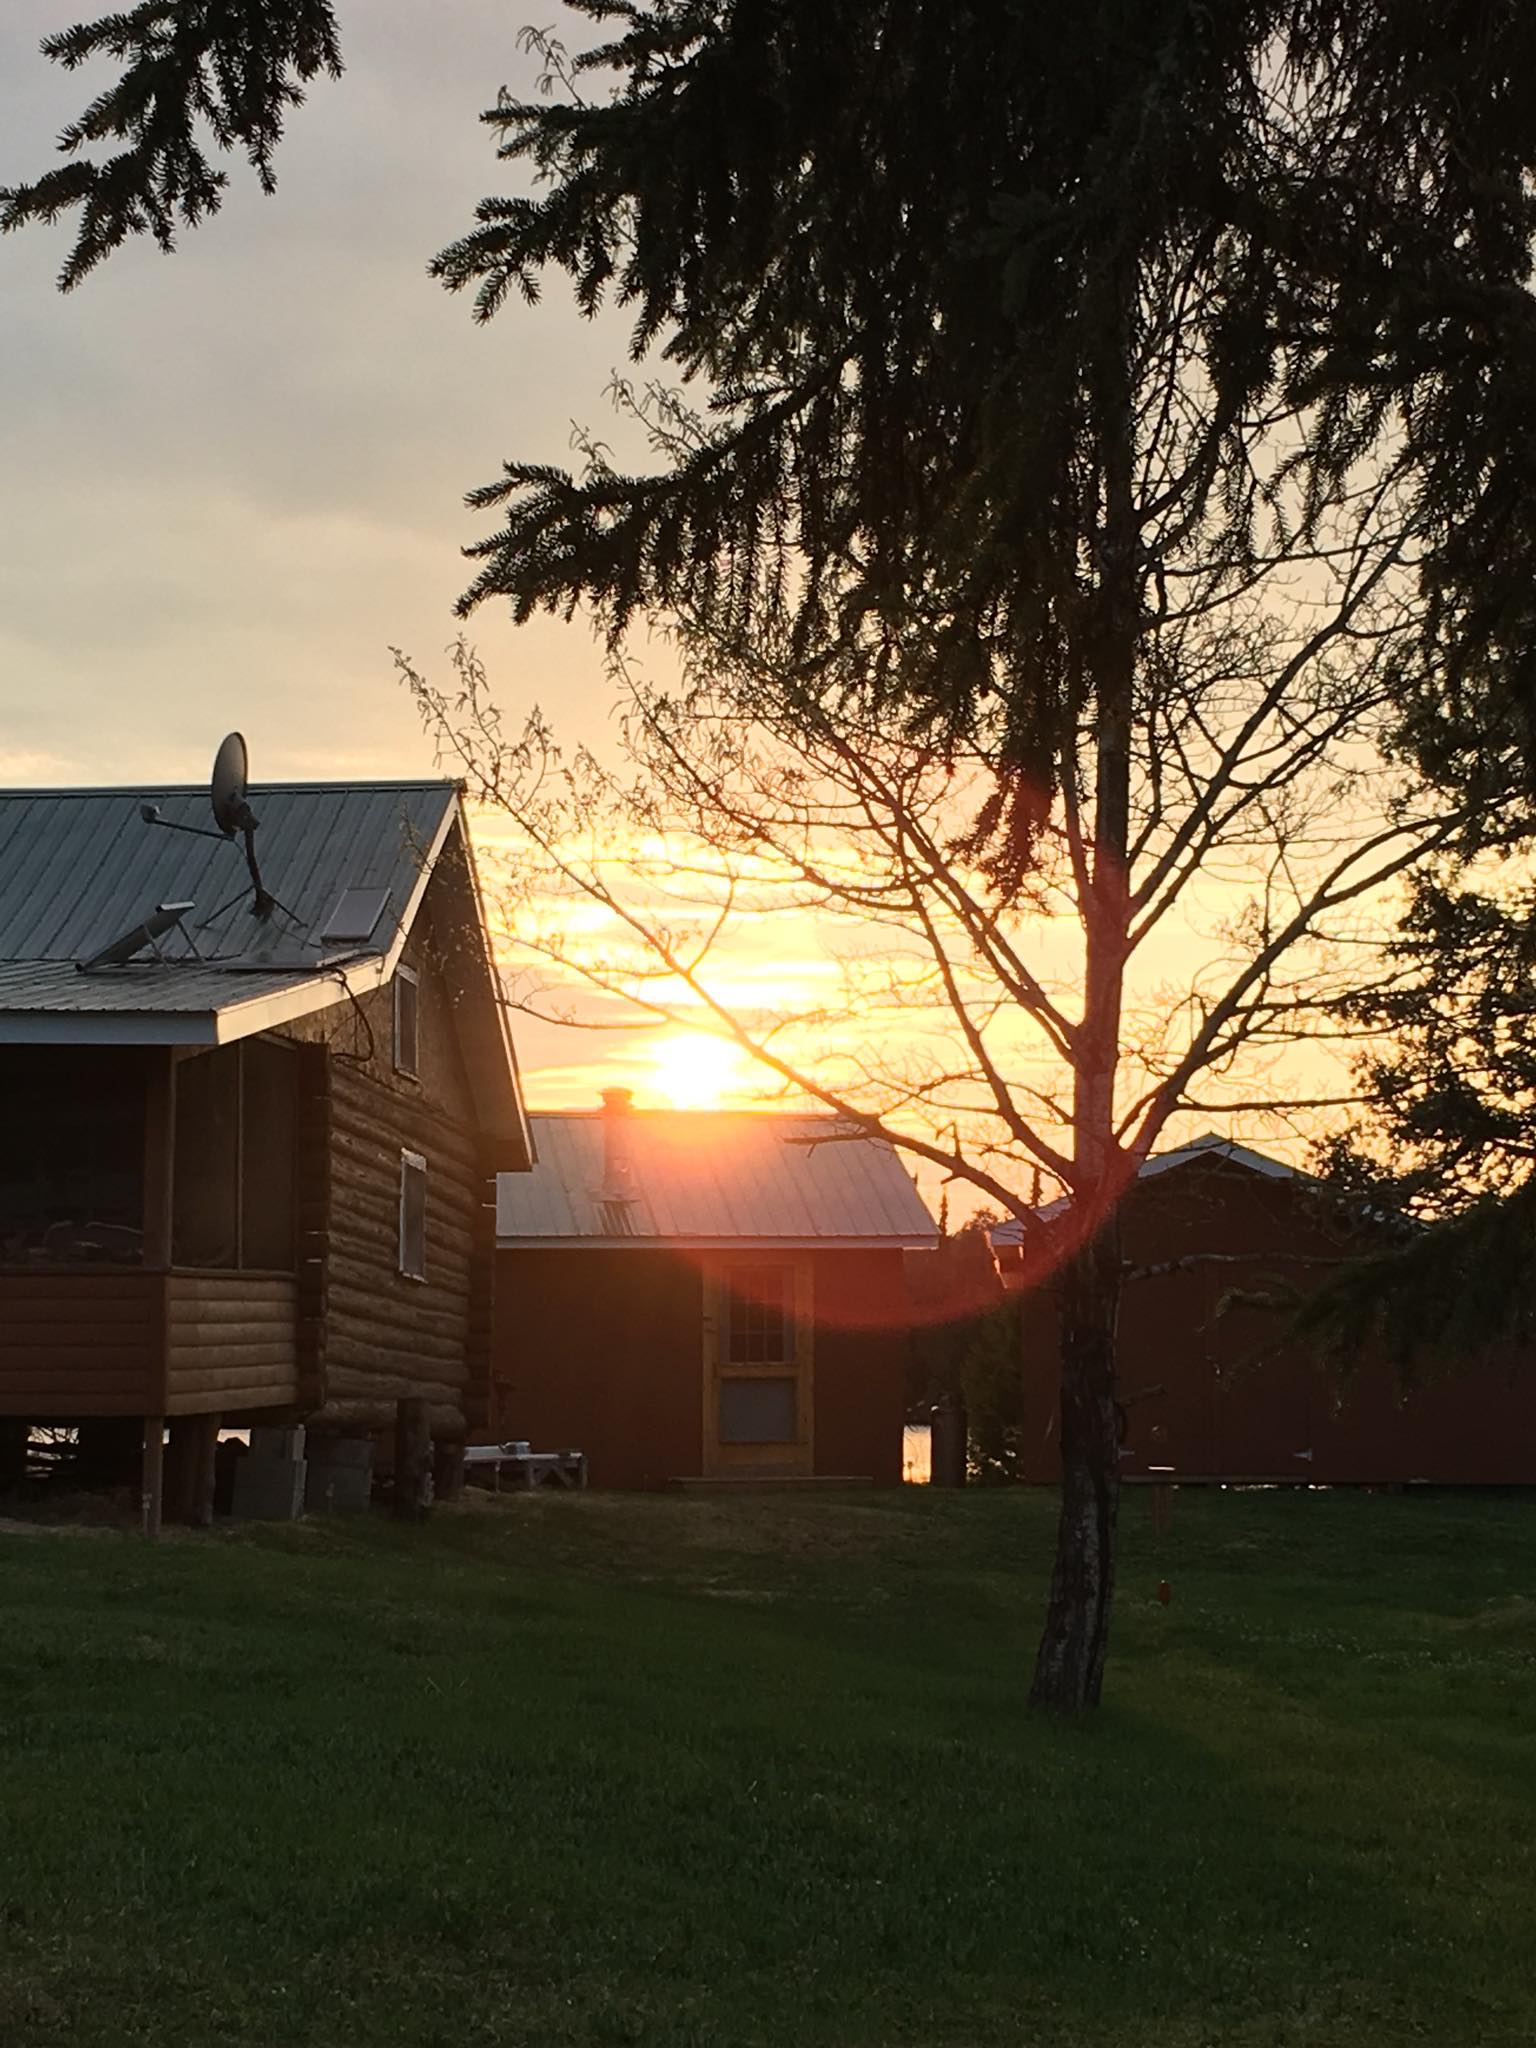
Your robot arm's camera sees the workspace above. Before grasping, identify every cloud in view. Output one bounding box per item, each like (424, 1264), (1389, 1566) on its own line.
(0, 2), (634, 785)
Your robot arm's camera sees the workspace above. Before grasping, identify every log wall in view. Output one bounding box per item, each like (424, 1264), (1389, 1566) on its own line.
(283, 866), (499, 1439)
(0, 1270), (158, 1418)
(310, 1059), (491, 1435)
(164, 1271), (299, 1418)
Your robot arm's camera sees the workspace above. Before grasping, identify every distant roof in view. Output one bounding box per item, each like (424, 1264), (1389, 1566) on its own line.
(0, 779), (457, 1042)
(497, 1112), (939, 1249)
(990, 1133), (1303, 1244)
(1139, 1134), (1301, 1185)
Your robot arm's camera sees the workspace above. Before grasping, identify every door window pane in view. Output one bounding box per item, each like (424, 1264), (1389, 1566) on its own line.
(725, 1266), (792, 1363)
(719, 1377), (797, 1444)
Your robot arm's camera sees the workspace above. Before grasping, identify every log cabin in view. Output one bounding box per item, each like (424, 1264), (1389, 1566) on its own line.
(493, 1092), (938, 1488)
(996, 1135), (1536, 1486)
(0, 760), (532, 1523)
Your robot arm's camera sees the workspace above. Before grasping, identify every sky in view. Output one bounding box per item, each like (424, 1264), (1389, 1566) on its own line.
(0, 6), (635, 776)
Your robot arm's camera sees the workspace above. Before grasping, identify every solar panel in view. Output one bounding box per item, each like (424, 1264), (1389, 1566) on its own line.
(320, 886), (390, 942)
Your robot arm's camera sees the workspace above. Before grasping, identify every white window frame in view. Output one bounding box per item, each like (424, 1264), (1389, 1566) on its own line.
(393, 965), (420, 1080)
(398, 1149), (427, 1281)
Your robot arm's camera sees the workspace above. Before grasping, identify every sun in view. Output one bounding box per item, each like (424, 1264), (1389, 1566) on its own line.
(648, 1032), (757, 1109)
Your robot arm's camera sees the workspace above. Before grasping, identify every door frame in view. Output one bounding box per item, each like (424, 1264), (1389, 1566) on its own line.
(701, 1255), (814, 1477)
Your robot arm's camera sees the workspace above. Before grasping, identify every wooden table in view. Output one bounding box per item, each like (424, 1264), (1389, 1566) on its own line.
(463, 1445), (588, 1491)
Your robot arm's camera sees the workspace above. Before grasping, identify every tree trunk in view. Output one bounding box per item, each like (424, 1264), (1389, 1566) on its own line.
(1028, 258), (1137, 1713)
(1028, 1222), (1122, 1713)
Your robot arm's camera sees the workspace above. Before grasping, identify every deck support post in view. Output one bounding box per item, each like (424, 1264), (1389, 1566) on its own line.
(141, 1417), (165, 1540)
(393, 1398), (432, 1521)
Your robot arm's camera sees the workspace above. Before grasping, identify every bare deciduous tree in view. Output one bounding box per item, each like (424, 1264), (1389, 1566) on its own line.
(400, 558), (1472, 1706)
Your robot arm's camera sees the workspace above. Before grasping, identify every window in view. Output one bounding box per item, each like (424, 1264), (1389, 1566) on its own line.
(725, 1265), (793, 1364)
(393, 966), (420, 1080)
(172, 1046), (240, 1268)
(171, 1040), (299, 1271)
(718, 1377), (798, 1444)
(240, 1039), (298, 1270)
(399, 1150), (427, 1280)
(0, 1046), (146, 1263)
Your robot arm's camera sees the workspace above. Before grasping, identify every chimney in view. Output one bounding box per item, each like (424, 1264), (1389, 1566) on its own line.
(600, 1087), (636, 1201)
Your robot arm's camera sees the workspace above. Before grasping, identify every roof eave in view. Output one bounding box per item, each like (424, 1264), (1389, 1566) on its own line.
(497, 1233), (941, 1252)
(0, 1011), (221, 1046)
(449, 798), (535, 1172)
(0, 956), (388, 1045)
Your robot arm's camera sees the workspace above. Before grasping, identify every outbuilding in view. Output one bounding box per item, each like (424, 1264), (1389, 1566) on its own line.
(999, 1135), (1536, 1486)
(494, 1093), (937, 1487)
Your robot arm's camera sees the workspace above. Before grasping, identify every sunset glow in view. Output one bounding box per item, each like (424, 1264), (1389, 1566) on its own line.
(647, 1031), (763, 1109)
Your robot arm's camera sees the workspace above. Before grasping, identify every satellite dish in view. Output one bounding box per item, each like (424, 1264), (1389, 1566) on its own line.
(209, 730), (273, 920)
(211, 732), (255, 837)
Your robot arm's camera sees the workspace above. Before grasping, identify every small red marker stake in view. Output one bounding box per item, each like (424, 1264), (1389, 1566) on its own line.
(1156, 1579), (1171, 1606)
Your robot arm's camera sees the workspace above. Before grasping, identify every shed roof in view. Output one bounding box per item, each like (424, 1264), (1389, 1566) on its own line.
(989, 1133), (1304, 1245)
(1138, 1133), (1301, 1184)
(0, 775), (530, 1158)
(497, 1111), (938, 1249)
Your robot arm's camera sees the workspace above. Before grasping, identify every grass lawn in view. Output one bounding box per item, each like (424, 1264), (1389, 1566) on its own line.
(1, 1485), (1533, 2047)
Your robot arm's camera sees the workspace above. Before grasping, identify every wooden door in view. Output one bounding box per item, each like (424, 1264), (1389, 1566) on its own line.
(702, 1259), (813, 1477)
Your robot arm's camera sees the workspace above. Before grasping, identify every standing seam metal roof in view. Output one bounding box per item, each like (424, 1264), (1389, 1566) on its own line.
(0, 781), (461, 1044)
(497, 1112), (938, 1246)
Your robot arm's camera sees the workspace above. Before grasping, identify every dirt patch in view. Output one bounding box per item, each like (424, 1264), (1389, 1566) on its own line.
(1449, 1593), (1536, 1636)
(0, 1516), (120, 1539)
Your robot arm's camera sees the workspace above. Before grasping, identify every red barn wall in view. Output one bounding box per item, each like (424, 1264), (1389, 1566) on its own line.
(1014, 1160), (1536, 1484)
(493, 1245), (911, 1487)
(808, 1250), (908, 1486)
(493, 1249), (701, 1488)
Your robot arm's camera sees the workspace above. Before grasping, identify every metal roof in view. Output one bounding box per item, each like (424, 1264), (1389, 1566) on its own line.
(0, 958), (373, 1042)
(990, 1133), (1305, 1244)
(497, 1112), (939, 1249)
(1138, 1134), (1301, 1184)
(0, 779), (457, 1040)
